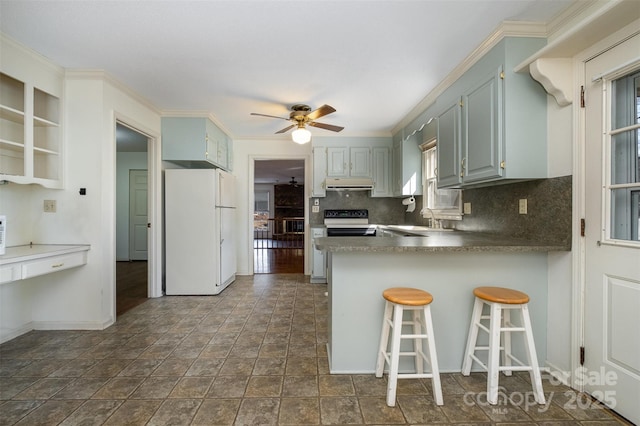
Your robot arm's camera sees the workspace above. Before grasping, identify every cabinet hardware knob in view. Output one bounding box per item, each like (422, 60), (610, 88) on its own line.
(500, 161), (506, 169)
(51, 263), (64, 268)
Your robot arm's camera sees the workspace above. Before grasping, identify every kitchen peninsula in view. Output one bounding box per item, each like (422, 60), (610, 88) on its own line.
(315, 231), (569, 374)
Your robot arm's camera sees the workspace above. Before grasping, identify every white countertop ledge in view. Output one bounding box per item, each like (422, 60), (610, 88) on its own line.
(0, 244), (91, 265)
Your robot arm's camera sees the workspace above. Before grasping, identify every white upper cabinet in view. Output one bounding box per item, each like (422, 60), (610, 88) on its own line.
(436, 37), (547, 188)
(0, 71), (63, 188)
(312, 147), (327, 197)
(162, 117), (232, 171)
(326, 146), (371, 178)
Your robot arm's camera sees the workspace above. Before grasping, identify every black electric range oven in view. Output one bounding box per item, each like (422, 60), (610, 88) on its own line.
(323, 209), (377, 237)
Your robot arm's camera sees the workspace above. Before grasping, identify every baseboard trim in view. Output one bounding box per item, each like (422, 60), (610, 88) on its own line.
(32, 320), (108, 331)
(0, 322), (34, 344)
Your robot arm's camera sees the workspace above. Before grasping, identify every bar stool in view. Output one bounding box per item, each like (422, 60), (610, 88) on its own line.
(461, 286), (545, 405)
(375, 287), (443, 406)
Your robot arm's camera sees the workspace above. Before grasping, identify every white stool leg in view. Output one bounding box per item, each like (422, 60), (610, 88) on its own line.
(423, 305), (443, 406)
(487, 302), (502, 405)
(376, 301), (393, 377)
(521, 304), (545, 404)
(412, 308), (424, 374)
(502, 308), (513, 376)
(386, 303), (403, 407)
(462, 297), (484, 375)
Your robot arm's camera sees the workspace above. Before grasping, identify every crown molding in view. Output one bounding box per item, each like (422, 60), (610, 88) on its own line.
(391, 20), (547, 135)
(1, 33), (64, 76)
(65, 69), (160, 114)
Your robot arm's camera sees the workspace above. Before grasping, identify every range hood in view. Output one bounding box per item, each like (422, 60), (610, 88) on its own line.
(325, 177), (374, 191)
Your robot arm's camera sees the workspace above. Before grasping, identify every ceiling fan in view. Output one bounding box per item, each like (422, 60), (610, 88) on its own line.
(288, 177), (299, 187)
(251, 104), (344, 144)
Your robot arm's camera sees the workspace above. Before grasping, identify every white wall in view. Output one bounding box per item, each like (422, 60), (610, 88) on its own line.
(116, 151), (148, 260)
(544, 71), (574, 377)
(0, 46), (161, 340)
(233, 139), (312, 275)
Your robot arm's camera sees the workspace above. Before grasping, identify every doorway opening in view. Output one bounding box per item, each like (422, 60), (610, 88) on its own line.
(253, 159), (305, 274)
(116, 122), (149, 316)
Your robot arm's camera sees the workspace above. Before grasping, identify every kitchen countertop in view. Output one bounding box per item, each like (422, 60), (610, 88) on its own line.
(314, 230), (570, 253)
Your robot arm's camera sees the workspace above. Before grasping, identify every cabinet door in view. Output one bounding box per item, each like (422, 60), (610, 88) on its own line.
(312, 147), (327, 197)
(349, 147), (371, 177)
(436, 99), (462, 187)
(217, 136), (228, 169)
(327, 147), (348, 177)
(392, 133), (402, 196)
(463, 67), (503, 183)
(311, 227), (326, 282)
(371, 147), (391, 197)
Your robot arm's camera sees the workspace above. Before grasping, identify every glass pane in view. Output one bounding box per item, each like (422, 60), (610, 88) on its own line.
(611, 73), (640, 185)
(610, 188), (640, 241)
(611, 130), (639, 184)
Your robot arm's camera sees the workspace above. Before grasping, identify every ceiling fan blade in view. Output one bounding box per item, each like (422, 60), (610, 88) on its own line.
(306, 104), (336, 121)
(308, 121), (344, 132)
(275, 124), (296, 134)
(250, 112), (290, 120)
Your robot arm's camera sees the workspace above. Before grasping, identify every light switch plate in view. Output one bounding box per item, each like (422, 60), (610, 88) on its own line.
(463, 202), (471, 215)
(44, 200), (56, 213)
(519, 199), (528, 214)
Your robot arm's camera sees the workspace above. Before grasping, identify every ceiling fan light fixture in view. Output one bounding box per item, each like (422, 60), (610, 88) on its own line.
(292, 127), (311, 144)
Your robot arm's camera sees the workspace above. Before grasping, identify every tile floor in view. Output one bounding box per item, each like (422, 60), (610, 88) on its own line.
(0, 274), (633, 425)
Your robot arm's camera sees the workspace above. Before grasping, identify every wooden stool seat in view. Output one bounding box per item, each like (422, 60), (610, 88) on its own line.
(383, 287), (433, 306)
(376, 287), (443, 407)
(473, 286), (529, 304)
(462, 286), (545, 405)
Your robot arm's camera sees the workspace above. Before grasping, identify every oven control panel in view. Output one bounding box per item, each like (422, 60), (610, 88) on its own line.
(324, 209), (368, 219)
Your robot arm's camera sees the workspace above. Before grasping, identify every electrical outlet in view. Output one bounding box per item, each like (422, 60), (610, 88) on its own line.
(463, 202), (472, 215)
(312, 205), (320, 213)
(314, 198), (319, 206)
(44, 200), (56, 213)
(519, 198), (528, 214)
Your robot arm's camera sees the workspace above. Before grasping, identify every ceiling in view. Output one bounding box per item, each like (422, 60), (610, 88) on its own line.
(254, 159), (305, 185)
(1, 0), (572, 141)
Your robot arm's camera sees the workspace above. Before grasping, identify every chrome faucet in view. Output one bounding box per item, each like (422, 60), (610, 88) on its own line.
(424, 208), (440, 229)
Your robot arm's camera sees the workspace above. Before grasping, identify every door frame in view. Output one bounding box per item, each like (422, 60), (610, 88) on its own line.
(571, 22), (640, 391)
(248, 155), (311, 275)
(115, 114), (163, 301)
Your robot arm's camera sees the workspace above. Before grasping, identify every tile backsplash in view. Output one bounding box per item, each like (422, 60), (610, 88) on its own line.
(311, 175), (572, 245)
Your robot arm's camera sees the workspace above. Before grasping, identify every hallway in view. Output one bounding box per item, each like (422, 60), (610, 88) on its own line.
(0, 275), (631, 425)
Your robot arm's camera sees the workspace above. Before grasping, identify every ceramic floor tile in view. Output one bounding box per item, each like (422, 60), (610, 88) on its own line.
(0, 274), (632, 426)
(57, 399), (122, 426)
(14, 400), (83, 425)
(191, 398), (240, 426)
(235, 397), (280, 425)
(279, 397), (320, 425)
(0, 400), (43, 426)
(146, 398), (201, 426)
(319, 396), (364, 425)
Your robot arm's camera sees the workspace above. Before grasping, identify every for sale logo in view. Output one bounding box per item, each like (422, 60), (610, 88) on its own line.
(462, 367), (617, 412)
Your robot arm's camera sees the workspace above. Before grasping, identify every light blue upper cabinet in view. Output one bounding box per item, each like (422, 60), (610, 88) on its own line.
(371, 147), (392, 197)
(436, 37), (547, 188)
(162, 117), (232, 170)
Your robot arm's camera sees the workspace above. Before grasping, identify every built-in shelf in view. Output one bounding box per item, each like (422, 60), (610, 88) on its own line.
(0, 71), (62, 187)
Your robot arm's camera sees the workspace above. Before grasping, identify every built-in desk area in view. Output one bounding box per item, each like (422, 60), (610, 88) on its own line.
(0, 244), (90, 284)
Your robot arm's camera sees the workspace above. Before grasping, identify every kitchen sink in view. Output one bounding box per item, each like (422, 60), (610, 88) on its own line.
(386, 225), (454, 233)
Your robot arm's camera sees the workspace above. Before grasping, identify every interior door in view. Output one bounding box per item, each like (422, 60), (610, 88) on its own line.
(128, 169), (148, 260)
(583, 33), (640, 425)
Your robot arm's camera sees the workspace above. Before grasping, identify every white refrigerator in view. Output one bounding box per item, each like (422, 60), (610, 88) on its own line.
(165, 169), (236, 295)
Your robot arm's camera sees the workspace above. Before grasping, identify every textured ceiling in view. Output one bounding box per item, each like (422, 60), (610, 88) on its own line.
(1, 0), (572, 141)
